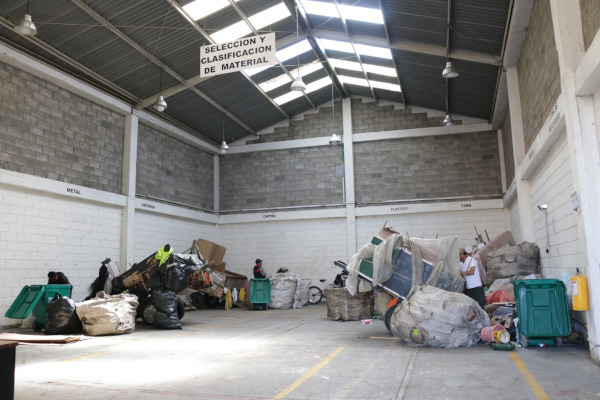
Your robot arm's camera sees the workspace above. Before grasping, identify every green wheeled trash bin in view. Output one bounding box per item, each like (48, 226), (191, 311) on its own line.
(513, 279), (571, 348)
(5, 284), (72, 331)
(249, 278), (270, 310)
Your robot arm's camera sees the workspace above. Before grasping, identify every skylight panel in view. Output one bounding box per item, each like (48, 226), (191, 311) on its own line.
(354, 43), (392, 59)
(277, 40), (311, 62)
(338, 75), (369, 87)
(370, 81), (401, 92)
(304, 76), (332, 93)
(249, 3), (290, 30)
(329, 59), (397, 78)
(363, 64), (397, 77)
(274, 91), (303, 105)
(183, 0), (239, 21)
(211, 20), (251, 44)
(329, 59), (362, 72)
(210, 3), (290, 44)
(318, 38), (354, 54)
(291, 61), (323, 78)
(300, 0), (384, 24)
(259, 75), (292, 93)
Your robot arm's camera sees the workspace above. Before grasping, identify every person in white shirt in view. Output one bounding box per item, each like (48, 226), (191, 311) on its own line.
(459, 248), (486, 309)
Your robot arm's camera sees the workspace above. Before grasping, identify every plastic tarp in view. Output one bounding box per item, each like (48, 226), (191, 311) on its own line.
(372, 233), (402, 287)
(410, 236), (463, 293)
(389, 286), (490, 347)
(76, 292), (138, 336)
(346, 242), (376, 296)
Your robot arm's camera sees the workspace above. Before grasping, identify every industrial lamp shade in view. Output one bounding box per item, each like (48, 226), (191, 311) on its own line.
(442, 61), (459, 78)
(290, 76), (306, 92)
(329, 133), (341, 145)
(153, 95), (167, 112)
(14, 14), (37, 36)
(443, 114), (454, 126)
(220, 140), (229, 151)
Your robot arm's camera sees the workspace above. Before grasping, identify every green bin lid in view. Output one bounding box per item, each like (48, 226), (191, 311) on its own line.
(5, 285), (45, 319)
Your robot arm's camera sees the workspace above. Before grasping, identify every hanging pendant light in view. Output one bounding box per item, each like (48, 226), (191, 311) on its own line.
(290, 5), (306, 92)
(443, 114), (454, 126)
(329, 84), (341, 145)
(442, 61), (459, 78)
(220, 119), (229, 153)
(14, 0), (37, 36)
(153, 69), (167, 112)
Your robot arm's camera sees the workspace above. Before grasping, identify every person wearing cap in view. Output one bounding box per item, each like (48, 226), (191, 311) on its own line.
(459, 248), (486, 309)
(253, 259), (267, 279)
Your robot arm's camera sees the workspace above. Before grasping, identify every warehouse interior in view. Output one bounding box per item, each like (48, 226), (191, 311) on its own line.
(1, 0), (600, 398)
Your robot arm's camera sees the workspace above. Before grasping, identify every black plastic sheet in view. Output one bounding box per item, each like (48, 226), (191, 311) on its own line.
(153, 290), (181, 329)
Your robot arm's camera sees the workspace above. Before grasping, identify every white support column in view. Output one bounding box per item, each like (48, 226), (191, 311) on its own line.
(506, 67), (534, 241)
(214, 155), (221, 242)
(342, 97), (357, 260)
(550, 0), (600, 363)
(120, 113), (138, 270)
(497, 129), (507, 193)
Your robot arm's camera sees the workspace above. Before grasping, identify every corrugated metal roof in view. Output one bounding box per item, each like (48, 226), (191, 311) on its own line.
(0, 0), (512, 145)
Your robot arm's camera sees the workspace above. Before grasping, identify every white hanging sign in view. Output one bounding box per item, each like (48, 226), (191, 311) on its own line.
(200, 33), (276, 78)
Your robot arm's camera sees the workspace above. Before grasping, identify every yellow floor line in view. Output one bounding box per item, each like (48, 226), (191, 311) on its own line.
(509, 351), (550, 400)
(60, 350), (114, 363)
(272, 346), (345, 399)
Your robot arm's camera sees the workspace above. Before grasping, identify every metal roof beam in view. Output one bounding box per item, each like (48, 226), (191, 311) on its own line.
(377, 0), (407, 106)
(165, 0), (290, 121)
(228, 0), (316, 109)
(282, 0), (348, 98)
(312, 28), (502, 66)
(332, 0), (378, 103)
(70, 0), (257, 136)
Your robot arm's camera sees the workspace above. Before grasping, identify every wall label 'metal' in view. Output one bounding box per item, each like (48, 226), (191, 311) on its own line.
(67, 188), (81, 195)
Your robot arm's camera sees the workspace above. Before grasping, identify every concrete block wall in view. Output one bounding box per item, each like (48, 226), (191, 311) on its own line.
(518, 0), (561, 153)
(217, 218), (348, 282)
(0, 186), (122, 328)
(136, 123), (214, 209)
(0, 61), (125, 194)
(219, 147), (344, 210)
(134, 211), (215, 262)
(356, 210), (507, 251)
(353, 131), (502, 203)
(580, 0), (600, 50)
(501, 111), (515, 186)
(248, 100), (342, 143)
(351, 99), (445, 133)
(529, 133), (579, 280)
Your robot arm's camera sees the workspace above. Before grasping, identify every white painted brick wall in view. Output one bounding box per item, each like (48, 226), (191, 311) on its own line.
(217, 219), (348, 285)
(356, 209), (507, 250)
(133, 212), (216, 262)
(0, 186), (122, 328)
(508, 200), (523, 243)
(530, 133), (580, 280)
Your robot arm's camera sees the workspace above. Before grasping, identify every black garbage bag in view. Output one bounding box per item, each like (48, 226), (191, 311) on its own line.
(45, 295), (83, 335)
(85, 265), (110, 301)
(163, 254), (198, 292)
(153, 290), (181, 330)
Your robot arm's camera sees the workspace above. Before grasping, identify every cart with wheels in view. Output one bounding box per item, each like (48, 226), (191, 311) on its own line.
(513, 279), (571, 348)
(5, 284), (72, 331)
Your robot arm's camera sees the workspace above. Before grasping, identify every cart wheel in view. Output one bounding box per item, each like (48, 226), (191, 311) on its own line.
(520, 335), (529, 348)
(555, 337), (563, 347)
(141, 301), (156, 326)
(308, 286), (323, 304)
(32, 322), (44, 332)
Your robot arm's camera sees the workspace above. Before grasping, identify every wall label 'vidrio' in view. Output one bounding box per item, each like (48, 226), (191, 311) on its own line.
(461, 203), (472, 207)
(67, 188), (81, 195)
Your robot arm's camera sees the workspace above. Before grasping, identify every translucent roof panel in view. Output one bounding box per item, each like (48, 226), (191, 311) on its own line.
(299, 0), (384, 24)
(183, 0), (240, 21)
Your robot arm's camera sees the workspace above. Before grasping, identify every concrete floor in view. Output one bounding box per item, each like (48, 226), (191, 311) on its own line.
(4, 303), (600, 400)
